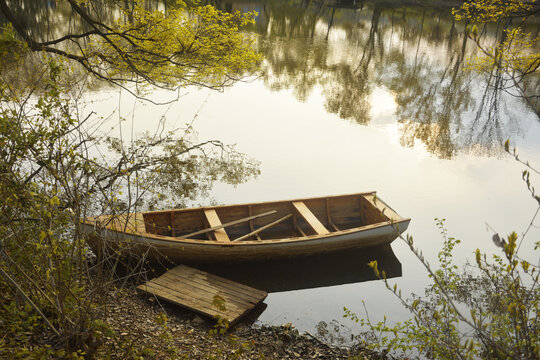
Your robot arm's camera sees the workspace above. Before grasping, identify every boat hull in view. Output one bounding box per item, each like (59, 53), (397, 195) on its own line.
(82, 192), (410, 264)
(82, 219), (409, 264)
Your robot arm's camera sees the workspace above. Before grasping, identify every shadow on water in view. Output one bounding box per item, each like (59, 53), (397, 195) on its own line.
(195, 244), (401, 293)
(193, 244), (401, 325)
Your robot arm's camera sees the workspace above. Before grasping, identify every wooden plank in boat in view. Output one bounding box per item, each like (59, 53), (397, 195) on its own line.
(364, 194), (402, 222)
(204, 209), (230, 242)
(137, 265), (267, 324)
(181, 210), (277, 239)
(292, 201), (330, 235)
(233, 214), (292, 242)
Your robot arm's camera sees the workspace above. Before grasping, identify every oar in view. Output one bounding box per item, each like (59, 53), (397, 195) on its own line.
(180, 210), (277, 238)
(232, 214), (293, 242)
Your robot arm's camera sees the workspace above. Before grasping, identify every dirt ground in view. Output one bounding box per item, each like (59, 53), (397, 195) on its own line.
(98, 287), (378, 359)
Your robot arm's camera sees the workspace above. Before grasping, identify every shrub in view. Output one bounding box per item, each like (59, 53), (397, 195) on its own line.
(346, 150), (539, 359)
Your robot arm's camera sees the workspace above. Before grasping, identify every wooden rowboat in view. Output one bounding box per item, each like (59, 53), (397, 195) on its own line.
(82, 192), (410, 264)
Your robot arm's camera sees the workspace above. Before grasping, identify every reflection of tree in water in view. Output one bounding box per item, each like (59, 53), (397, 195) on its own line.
(322, 5), (382, 124)
(261, 38), (329, 101)
(458, 22), (529, 157)
(0, 1), (167, 42)
(253, 0), (333, 101)
(242, 1), (482, 154)
(239, 0), (535, 159)
(9, 0), (537, 159)
(465, 69), (505, 155)
(390, 14), (474, 159)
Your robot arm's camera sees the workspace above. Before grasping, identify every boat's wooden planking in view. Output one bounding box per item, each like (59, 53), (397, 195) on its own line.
(145, 209), (206, 238)
(359, 195), (389, 225)
(320, 196), (364, 230)
(99, 219), (409, 263)
(213, 205), (255, 238)
(83, 192), (410, 263)
(203, 209), (230, 242)
(140, 193), (390, 241)
(292, 201), (330, 235)
(144, 211), (174, 236)
(187, 204), (297, 240)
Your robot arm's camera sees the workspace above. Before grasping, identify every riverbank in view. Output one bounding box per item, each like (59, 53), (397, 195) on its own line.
(97, 287), (377, 359)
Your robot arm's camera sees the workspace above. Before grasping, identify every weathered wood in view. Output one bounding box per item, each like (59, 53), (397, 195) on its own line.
(248, 206), (261, 240)
(151, 276), (255, 311)
(325, 198), (331, 225)
(296, 226), (307, 237)
(137, 265), (267, 325)
(359, 197), (365, 224)
(163, 265), (267, 299)
(248, 206), (254, 232)
(170, 212), (175, 237)
(160, 267), (266, 301)
(292, 201), (330, 235)
(364, 194), (402, 222)
(181, 210), (277, 239)
(204, 209), (230, 242)
(232, 214), (293, 242)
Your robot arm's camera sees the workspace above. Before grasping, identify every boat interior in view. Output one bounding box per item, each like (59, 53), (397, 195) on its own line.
(141, 193), (393, 242)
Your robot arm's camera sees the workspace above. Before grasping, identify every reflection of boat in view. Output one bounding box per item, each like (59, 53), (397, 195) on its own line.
(82, 192), (410, 264)
(198, 244), (402, 293)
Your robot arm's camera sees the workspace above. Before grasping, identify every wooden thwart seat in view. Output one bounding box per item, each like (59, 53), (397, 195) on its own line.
(204, 209), (230, 242)
(292, 201), (330, 235)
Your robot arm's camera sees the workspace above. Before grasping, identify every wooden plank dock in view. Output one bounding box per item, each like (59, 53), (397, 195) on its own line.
(137, 265), (267, 325)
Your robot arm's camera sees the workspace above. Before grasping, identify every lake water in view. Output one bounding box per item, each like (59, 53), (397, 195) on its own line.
(9, 0), (540, 339)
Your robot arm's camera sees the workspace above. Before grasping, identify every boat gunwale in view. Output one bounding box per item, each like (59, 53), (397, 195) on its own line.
(139, 191), (378, 215)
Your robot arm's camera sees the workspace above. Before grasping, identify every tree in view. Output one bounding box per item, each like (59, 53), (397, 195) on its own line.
(0, 1), (261, 357)
(0, 0), (261, 97)
(453, 0), (540, 116)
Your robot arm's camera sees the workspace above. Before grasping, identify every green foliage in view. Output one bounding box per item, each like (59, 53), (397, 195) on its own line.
(452, 0), (539, 115)
(104, 129), (259, 210)
(210, 294), (229, 336)
(0, 0), (262, 358)
(345, 217), (539, 359)
(153, 312), (179, 358)
(0, 23), (26, 61)
(0, 61), (108, 358)
(86, 0), (261, 89)
(207, 295), (257, 359)
(453, 0), (537, 23)
(0, 0), (261, 94)
(0, 29), (259, 359)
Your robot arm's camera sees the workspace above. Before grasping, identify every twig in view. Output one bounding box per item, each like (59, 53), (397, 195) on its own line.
(0, 266), (61, 337)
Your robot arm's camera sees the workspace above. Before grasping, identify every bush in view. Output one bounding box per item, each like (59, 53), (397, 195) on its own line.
(0, 50), (259, 358)
(346, 151), (539, 359)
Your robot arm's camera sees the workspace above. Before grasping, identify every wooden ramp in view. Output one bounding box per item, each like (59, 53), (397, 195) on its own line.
(137, 265), (267, 325)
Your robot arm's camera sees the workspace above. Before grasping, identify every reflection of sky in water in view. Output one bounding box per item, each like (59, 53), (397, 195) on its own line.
(86, 77), (540, 332)
(368, 87), (397, 126)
